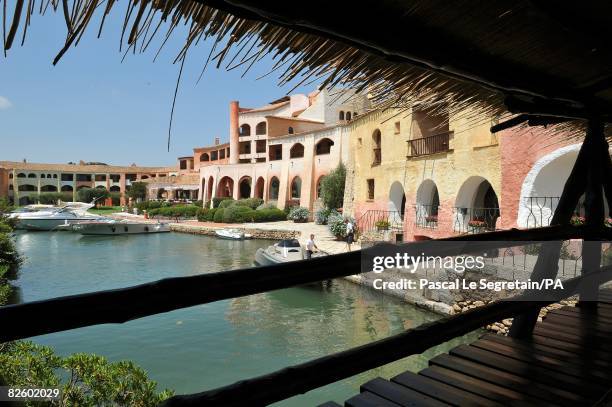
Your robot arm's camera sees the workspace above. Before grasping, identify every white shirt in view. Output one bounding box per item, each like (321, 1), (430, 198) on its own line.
(306, 239), (315, 251)
(346, 222), (354, 234)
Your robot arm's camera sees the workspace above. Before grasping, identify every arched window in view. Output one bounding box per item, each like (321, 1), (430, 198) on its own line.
(290, 143), (305, 158)
(346, 112), (352, 121)
(41, 185), (58, 192)
(339, 111), (345, 121)
(316, 176), (326, 199)
(255, 121), (267, 135)
(8, 173), (13, 179)
(41, 174), (46, 178)
(28, 173), (36, 178)
(18, 184), (36, 192)
(315, 138), (334, 155)
(110, 185), (121, 192)
(288, 127), (294, 134)
(61, 185), (73, 192)
(290, 177), (302, 199)
(372, 129), (382, 166)
(211, 151), (218, 161)
(240, 124), (251, 137)
(17, 173), (26, 178)
(269, 177), (280, 200)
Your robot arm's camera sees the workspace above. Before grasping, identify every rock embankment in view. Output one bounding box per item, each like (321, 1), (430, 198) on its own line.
(451, 298), (578, 335)
(170, 223), (298, 240)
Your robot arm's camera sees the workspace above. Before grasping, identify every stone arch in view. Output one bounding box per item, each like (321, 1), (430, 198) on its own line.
(240, 124), (251, 136)
(110, 185), (120, 192)
(200, 152), (210, 162)
(290, 176), (302, 200)
(18, 184), (36, 192)
(455, 176), (500, 231)
(416, 179), (440, 226)
(61, 185), (73, 192)
(17, 173), (26, 178)
(217, 176), (234, 198)
(346, 112), (352, 121)
(290, 143), (305, 158)
(269, 176), (280, 200)
(372, 129), (382, 165)
(315, 138), (334, 155)
(41, 185), (58, 192)
(239, 176), (252, 199)
(316, 175), (326, 199)
(339, 110), (345, 121)
(255, 121), (267, 135)
(388, 181), (406, 221)
(206, 176), (214, 201)
(255, 177), (265, 199)
(28, 173), (36, 178)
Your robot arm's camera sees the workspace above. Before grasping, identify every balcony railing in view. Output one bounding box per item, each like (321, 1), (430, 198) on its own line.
(357, 210), (403, 235)
(407, 131), (451, 157)
(372, 148), (381, 166)
(415, 204), (439, 229)
(453, 206), (500, 233)
(524, 196), (585, 228)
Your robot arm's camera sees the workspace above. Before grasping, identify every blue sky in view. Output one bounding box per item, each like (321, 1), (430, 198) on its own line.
(0, 10), (313, 166)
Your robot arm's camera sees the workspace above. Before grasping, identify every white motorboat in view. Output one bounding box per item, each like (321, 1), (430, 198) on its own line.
(11, 202), (104, 231)
(215, 228), (252, 240)
(71, 219), (171, 235)
(254, 239), (326, 266)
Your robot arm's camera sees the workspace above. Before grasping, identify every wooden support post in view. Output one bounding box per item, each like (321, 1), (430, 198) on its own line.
(509, 118), (602, 338)
(580, 118), (606, 306)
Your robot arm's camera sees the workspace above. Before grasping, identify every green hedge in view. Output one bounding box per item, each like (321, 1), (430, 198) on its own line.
(213, 208), (225, 222)
(212, 197), (233, 208)
(218, 199), (235, 209)
(233, 198), (264, 209)
(222, 206), (255, 223)
(253, 208), (287, 222)
(148, 205), (199, 218)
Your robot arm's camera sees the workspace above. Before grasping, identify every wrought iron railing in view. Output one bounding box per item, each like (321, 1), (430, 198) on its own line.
(414, 204), (439, 229)
(524, 196), (585, 228)
(372, 148), (381, 166)
(357, 210), (403, 235)
(407, 131), (451, 157)
(453, 206), (500, 233)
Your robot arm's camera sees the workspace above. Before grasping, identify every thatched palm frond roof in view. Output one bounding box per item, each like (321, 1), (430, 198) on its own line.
(3, 1), (612, 126)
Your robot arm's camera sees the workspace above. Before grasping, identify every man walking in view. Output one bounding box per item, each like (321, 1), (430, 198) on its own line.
(345, 218), (355, 251)
(305, 234), (318, 259)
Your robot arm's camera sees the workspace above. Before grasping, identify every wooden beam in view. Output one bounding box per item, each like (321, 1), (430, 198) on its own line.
(2, 225), (607, 343)
(160, 267), (612, 407)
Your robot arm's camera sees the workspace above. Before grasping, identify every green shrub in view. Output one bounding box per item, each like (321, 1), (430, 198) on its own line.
(0, 198), (14, 214)
(206, 208), (218, 221)
(252, 208), (287, 222)
(148, 205), (198, 218)
(110, 192), (121, 206)
(197, 208), (209, 222)
(194, 200), (203, 207)
(234, 198), (264, 209)
(288, 206), (309, 222)
(320, 163), (346, 209)
(77, 187), (109, 204)
(327, 214), (346, 238)
(218, 198), (235, 209)
(257, 201), (277, 210)
(213, 208), (225, 222)
(0, 341), (173, 405)
(223, 206), (256, 223)
(0, 233), (20, 269)
(213, 197), (233, 208)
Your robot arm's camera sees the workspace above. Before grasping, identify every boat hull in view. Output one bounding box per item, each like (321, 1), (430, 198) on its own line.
(16, 218), (92, 231)
(73, 222), (171, 235)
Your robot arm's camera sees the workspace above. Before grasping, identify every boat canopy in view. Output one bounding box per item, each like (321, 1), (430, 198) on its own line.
(277, 239), (301, 248)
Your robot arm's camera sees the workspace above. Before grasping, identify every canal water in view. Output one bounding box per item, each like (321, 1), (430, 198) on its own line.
(13, 231), (479, 406)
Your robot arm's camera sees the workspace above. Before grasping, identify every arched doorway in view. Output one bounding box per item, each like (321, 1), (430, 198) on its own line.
(239, 177), (252, 199)
(389, 181), (406, 220)
(290, 176), (302, 202)
(217, 176), (234, 198)
(269, 177), (280, 200)
(455, 176), (499, 232)
(416, 179), (440, 228)
(255, 177), (265, 199)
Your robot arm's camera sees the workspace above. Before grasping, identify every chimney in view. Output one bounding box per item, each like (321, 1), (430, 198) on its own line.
(214, 137), (220, 146)
(229, 101), (239, 164)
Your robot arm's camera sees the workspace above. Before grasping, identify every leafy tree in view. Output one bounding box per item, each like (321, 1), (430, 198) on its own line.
(128, 182), (148, 201)
(77, 188), (110, 205)
(320, 163), (346, 209)
(0, 341), (174, 406)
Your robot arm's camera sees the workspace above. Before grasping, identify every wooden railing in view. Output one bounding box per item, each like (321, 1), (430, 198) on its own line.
(408, 131), (451, 157)
(0, 225), (610, 407)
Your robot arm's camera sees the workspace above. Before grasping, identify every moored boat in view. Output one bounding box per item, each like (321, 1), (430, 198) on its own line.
(11, 202), (104, 231)
(71, 220), (171, 235)
(254, 239), (326, 266)
(215, 228), (252, 240)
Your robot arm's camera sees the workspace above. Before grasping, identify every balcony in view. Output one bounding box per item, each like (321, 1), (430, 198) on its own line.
(453, 207), (500, 234)
(415, 204), (439, 229)
(372, 148), (381, 166)
(407, 131), (451, 157)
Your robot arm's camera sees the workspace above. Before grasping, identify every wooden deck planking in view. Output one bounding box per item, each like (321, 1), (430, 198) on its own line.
(329, 304), (612, 406)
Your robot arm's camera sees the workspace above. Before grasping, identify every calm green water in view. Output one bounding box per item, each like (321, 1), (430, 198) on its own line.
(13, 231), (479, 406)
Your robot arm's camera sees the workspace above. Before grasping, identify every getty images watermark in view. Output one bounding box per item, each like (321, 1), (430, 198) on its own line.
(361, 241), (569, 296)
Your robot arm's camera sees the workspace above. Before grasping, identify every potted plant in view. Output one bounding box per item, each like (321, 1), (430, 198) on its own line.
(287, 206), (309, 223)
(375, 219), (391, 231)
(570, 215), (585, 226)
(467, 219), (486, 232)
